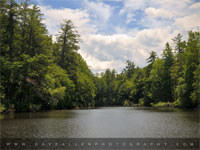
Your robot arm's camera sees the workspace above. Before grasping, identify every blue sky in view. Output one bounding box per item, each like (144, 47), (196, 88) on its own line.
(35, 0), (200, 73)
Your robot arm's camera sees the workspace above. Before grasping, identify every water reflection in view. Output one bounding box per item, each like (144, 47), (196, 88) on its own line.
(0, 107), (199, 138)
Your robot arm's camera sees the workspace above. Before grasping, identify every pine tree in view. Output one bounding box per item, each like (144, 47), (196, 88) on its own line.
(162, 43), (174, 102)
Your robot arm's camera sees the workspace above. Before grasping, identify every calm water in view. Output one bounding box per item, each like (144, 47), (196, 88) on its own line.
(0, 107), (199, 138)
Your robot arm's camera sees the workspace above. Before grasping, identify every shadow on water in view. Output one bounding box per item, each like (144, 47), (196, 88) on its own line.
(0, 110), (77, 120)
(0, 107), (199, 138)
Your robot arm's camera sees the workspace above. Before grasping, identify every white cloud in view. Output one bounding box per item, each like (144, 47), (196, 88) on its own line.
(79, 50), (125, 73)
(135, 27), (179, 54)
(189, 2), (200, 10)
(145, 0), (192, 13)
(79, 27), (178, 72)
(84, 0), (113, 25)
(123, 0), (147, 11)
(145, 7), (177, 19)
(39, 0), (200, 73)
(114, 27), (139, 36)
(121, 0), (194, 28)
(39, 5), (96, 38)
(39, 4), (121, 73)
(175, 14), (200, 31)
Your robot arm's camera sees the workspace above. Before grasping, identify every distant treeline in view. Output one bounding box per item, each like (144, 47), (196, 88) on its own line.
(0, 0), (199, 112)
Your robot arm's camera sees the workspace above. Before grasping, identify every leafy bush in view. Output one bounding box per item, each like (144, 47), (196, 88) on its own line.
(0, 103), (6, 113)
(152, 102), (173, 107)
(139, 98), (144, 106)
(29, 104), (42, 112)
(123, 100), (130, 106)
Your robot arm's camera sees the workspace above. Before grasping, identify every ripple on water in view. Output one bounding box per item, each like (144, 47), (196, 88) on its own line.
(0, 107), (199, 138)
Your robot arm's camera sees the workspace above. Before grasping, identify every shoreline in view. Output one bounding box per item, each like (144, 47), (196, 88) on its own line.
(1, 105), (198, 114)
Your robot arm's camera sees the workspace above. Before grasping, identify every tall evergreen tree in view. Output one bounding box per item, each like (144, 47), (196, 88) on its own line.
(123, 60), (135, 79)
(162, 43), (174, 102)
(57, 20), (80, 69)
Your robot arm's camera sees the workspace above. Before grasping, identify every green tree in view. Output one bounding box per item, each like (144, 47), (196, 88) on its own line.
(171, 34), (186, 101)
(172, 33), (186, 54)
(190, 64), (200, 106)
(149, 59), (165, 103)
(46, 64), (75, 109)
(56, 20), (80, 69)
(142, 51), (157, 106)
(184, 31), (200, 107)
(0, 0), (19, 109)
(123, 60), (135, 79)
(76, 72), (96, 108)
(162, 43), (174, 102)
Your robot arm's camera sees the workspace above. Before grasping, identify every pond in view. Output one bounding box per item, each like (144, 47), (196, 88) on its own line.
(0, 107), (199, 138)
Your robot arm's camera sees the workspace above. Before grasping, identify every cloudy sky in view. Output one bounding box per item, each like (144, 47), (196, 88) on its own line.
(35, 0), (200, 73)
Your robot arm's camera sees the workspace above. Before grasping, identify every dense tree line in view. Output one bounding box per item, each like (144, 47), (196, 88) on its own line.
(95, 33), (200, 108)
(0, 0), (95, 112)
(0, 0), (199, 112)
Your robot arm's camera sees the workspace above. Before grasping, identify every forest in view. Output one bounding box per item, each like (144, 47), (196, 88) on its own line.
(0, 0), (199, 112)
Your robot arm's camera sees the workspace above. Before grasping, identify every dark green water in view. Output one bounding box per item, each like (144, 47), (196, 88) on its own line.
(0, 107), (199, 138)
